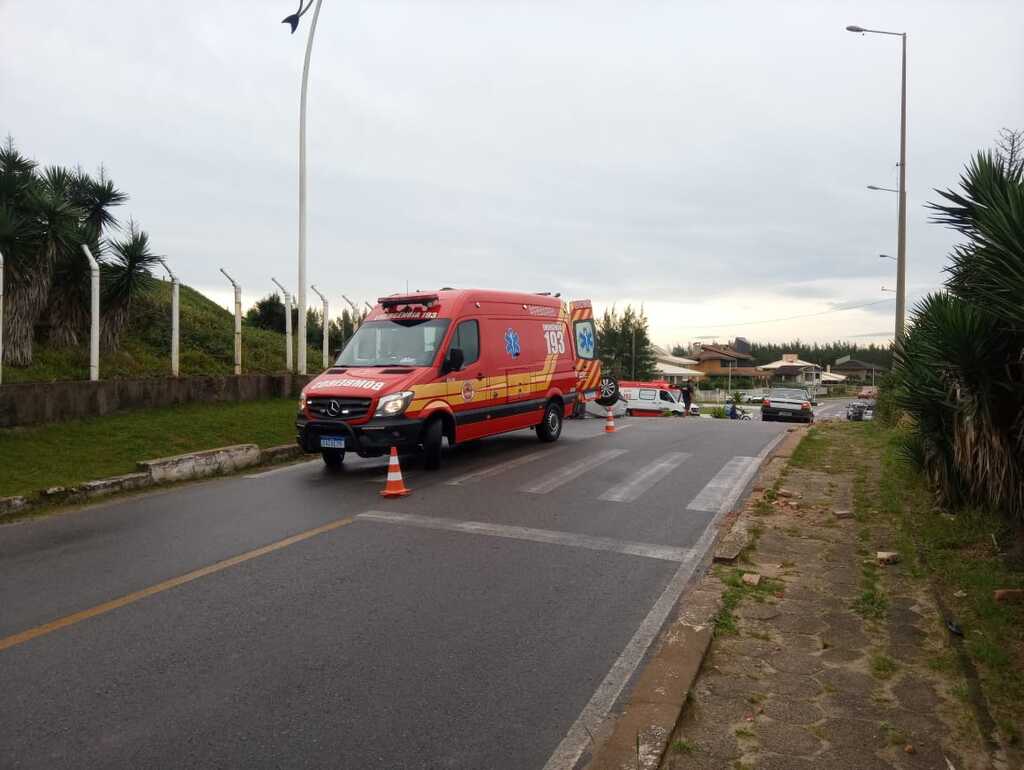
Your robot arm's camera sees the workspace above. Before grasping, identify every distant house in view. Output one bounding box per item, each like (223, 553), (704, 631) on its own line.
(758, 353), (823, 390)
(691, 343), (768, 382)
(832, 356), (887, 383)
(650, 345), (704, 385)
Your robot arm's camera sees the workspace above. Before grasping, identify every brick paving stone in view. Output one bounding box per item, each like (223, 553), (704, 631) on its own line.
(890, 676), (941, 712)
(813, 747), (898, 770)
(772, 633), (822, 654)
(766, 650), (824, 675)
(819, 646), (864, 665)
(817, 717), (889, 749)
(755, 721), (823, 757)
(737, 603), (782, 621)
(759, 673), (823, 700)
(726, 638), (781, 658)
(816, 666), (877, 694)
(753, 753), (820, 769)
(759, 697), (823, 725)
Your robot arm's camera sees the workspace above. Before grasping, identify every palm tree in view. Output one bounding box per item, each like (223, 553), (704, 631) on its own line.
(46, 169), (127, 347)
(100, 222), (159, 350)
(0, 144), (81, 366)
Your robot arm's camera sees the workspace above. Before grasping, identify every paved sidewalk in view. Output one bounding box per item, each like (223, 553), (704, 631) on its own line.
(660, 432), (998, 770)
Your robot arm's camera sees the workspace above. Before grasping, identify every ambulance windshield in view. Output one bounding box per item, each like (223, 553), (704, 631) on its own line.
(335, 319), (451, 368)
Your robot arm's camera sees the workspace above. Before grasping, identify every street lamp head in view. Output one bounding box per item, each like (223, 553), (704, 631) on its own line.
(846, 25), (866, 33)
(867, 185), (881, 190)
(282, 0), (314, 33)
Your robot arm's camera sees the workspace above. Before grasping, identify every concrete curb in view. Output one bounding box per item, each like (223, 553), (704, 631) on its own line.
(0, 443), (306, 521)
(584, 427), (807, 770)
(138, 444), (261, 483)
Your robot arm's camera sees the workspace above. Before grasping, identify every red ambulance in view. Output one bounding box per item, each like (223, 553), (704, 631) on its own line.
(296, 289), (618, 469)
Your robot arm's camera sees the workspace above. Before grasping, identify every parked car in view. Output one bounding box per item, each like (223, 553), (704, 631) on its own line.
(846, 400), (876, 421)
(742, 391), (768, 404)
(761, 387), (814, 423)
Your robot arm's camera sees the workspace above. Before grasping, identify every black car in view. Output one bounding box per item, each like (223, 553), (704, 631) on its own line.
(761, 387), (814, 423)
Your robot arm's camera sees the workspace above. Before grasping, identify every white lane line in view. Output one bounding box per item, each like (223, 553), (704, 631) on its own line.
(357, 511), (691, 562)
(520, 449), (628, 494)
(243, 460), (318, 479)
(598, 452), (691, 503)
(541, 541), (705, 770)
(445, 448), (557, 486)
(544, 428), (787, 770)
(686, 456), (759, 513)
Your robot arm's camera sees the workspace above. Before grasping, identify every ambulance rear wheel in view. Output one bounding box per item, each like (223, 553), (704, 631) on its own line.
(422, 417), (444, 470)
(538, 401), (563, 443)
(321, 449), (345, 468)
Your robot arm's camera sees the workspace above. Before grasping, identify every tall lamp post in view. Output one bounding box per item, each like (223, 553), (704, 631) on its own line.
(847, 24), (908, 340)
(282, 0), (325, 375)
(159, 258), (180, 377)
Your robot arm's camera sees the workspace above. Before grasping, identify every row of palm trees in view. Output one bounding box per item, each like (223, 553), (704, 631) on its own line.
(891, 133), (1024, 524)
(0, 138), (160, 366)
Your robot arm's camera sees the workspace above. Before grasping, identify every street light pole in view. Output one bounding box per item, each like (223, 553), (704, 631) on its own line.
(284, 0), (324, 376)
(81, 245), (100, 382)
(848, 24), (908, 340)
(0, 249), (4, 386)
(220, 268), (242, 375)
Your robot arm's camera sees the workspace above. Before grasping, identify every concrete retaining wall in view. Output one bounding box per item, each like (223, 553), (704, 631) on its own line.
(0, 373), (313, 428)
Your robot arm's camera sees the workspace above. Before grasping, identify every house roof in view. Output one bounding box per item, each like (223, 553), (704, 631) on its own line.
(821, 371), (848, 382)
(833, 358), (886, 372)
(654, 362), (705, 378)
(769, 365), (809, 376)
(697, 344), (753, 362)
(759, 357), (821, 371)
(651, 345), (698, 366)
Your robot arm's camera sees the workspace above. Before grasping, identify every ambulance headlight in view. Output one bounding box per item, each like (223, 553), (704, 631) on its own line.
(375, 391), (414, 417)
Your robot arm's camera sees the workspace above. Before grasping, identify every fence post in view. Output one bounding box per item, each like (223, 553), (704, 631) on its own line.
(159, 259), (179, 377)
(81, 245), (100, 382)
(311, 284), (328, 369)
(271, 278), (293, 372)
(220, 268), (242, 375)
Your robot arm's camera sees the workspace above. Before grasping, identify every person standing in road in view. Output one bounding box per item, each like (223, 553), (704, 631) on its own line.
(682, 383), (692, 415)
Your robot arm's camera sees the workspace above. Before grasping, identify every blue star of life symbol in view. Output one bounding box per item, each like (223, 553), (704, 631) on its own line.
(504, 328), (521, 357)
(577, 326), (594, 357)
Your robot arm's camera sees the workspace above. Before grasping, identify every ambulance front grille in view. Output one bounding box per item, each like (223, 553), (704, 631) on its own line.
(307, 397), (372, 420)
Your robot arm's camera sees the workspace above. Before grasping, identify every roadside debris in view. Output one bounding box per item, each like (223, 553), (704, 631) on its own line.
(993, 588), (1024, 604)
(877, 551), (900, 565)
(741, 573), (762, 587)
(834, 508), (853, 519)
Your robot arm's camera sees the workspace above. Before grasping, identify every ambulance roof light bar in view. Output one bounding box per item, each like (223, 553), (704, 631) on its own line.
(378, 293), (439, 308)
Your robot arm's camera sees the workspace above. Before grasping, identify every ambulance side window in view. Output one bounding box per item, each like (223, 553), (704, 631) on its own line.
(450, 320), (480, 367)
(639, 389), (657, 401)
(659, 390), (675, 403)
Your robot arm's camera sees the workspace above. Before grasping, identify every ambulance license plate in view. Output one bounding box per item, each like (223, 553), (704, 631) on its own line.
(778, 411), (792, 417)
(320, 436), (346, 449)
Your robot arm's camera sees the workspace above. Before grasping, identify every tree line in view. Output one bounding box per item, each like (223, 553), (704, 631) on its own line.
(244, 292), (366, 353)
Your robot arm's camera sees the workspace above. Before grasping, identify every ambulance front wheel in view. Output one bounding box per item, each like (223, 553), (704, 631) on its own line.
(538, 401), (563, 443)
(422, 417), (444, 470)
(321, 449), (345, 469)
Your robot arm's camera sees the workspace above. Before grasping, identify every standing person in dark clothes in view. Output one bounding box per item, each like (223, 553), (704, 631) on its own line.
(682, 383), (693, 415)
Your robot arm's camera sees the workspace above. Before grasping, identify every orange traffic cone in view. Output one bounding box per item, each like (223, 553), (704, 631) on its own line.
(604, 406), (617, 433)
(380, 447), (411, 497)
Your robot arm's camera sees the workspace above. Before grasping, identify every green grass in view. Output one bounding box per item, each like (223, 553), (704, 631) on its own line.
(870, 654), (899, 679)
(4, 282), (324, 383)
(0, 399), (298, 497)
(713, 568), (783, 637)
(670, 739), (697, 754)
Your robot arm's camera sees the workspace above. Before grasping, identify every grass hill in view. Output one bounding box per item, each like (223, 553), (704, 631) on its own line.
(5, 281), (322, 383)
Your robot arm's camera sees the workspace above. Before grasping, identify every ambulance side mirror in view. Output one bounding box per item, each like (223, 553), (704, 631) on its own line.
(441, 347), (464, 375)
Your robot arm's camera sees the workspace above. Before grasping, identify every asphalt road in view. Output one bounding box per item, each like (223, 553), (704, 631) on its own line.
(0, 412), (799, 769)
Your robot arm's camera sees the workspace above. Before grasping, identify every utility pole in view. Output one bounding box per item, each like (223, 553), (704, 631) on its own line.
(311, 284), (329, 369)
(220, 268), (242, 375)
(0, 249), (4, 386)
(631, 326), (636, 379)
(271, 277), (293, 372)
(159, 259), (179, 376)
(81, 245), (100, 382)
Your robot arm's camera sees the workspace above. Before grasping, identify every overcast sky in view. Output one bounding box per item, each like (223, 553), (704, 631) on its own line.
(3, 0), (1022, 348)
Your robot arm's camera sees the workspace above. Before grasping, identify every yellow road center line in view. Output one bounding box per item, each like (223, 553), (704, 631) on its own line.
(0, 515), (357, 653)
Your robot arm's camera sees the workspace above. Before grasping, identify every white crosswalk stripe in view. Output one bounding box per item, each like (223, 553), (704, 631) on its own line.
(686, 455), (759, 513)
(520, 449), (627, 494)
(597, 452), (691, 502)
(445, 448), (557, 486)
